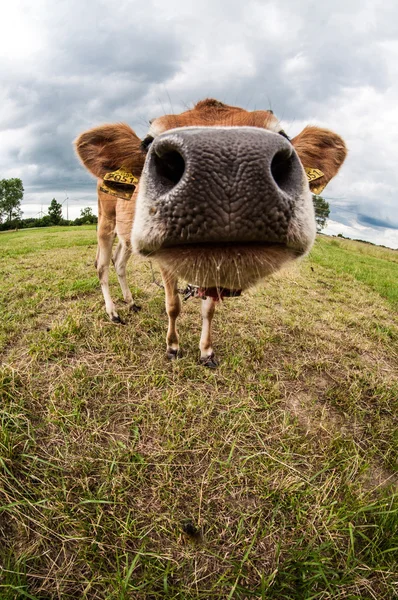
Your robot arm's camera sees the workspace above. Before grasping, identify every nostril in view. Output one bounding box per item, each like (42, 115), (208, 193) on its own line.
(270, 148), (294, 191)
(154, 147), (185, 187)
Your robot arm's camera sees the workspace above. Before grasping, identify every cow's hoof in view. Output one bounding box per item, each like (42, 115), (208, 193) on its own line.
(200, 353), (218, 368)
(130, 303), (142, 313)
(111, 315), (125, 324)
(167, 348), (182, 361)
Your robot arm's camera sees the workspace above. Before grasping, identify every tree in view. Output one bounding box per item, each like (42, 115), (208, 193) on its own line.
(312, 195), (330, 232)
(79, 207), (97, 224)
(48, 198), (63, 225)
(0, 178), (24, 223)
(36, 215), (52, 227)
(80, 207), (93, 219)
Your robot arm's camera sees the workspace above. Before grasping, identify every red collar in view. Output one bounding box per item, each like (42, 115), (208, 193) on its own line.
(197, 287), (242, 301)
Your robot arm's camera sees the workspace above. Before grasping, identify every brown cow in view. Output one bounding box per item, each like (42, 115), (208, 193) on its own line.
(75, 99), (346, 367)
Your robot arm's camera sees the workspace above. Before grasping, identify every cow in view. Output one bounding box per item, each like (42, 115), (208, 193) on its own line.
(75, 98), (347, 367)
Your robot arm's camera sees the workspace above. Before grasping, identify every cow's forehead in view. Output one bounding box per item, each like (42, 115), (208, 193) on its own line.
(148, 99), (280, 137)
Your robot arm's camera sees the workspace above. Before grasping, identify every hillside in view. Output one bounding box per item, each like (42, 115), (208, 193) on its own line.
(0, 227), (397, 599)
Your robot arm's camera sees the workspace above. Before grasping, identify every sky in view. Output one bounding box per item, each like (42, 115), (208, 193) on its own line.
(1, 0), (397, 248)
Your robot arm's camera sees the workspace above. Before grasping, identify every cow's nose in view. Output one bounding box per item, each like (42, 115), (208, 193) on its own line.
(148, 128), (299, 197)
(143, 126), (306, 246)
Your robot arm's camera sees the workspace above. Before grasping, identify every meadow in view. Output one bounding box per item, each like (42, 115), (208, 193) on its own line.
(0, 226), (397, 599)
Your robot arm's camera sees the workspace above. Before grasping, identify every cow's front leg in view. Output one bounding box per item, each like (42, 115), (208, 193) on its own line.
(112, 239), (141, 313)
(160, 267), (182, 360)
(199, 296), (218, 368)
(96, 230), (122, 323)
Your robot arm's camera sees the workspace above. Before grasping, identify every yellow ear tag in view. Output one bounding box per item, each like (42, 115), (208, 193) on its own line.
(305, 167), (326, 195)
(312, 183), (327, 195)
(100, 167), (139, 200)
(305, 167), (324, 182)
(103, 167), (139, 186)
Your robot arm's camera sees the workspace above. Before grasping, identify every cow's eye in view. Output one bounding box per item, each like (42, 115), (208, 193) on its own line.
(141, 135), (154, 152)
(278, 130), (291, 141)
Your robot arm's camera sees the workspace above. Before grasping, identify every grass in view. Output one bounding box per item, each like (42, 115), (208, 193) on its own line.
(0, 227), (397, 599)
(311, 237), (398, 308)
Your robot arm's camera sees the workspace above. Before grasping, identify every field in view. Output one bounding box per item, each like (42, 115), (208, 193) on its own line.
(0, 226), (397, 599)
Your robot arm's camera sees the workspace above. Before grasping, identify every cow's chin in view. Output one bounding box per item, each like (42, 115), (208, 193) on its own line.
(152, 243), (299, 290)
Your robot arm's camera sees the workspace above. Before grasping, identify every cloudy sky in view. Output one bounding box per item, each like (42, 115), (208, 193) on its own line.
(1, 0), (397, 248)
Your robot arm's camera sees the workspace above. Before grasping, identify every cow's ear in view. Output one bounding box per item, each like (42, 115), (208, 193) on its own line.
(291, 126), (347, 193)
(74, 123), (145, 179)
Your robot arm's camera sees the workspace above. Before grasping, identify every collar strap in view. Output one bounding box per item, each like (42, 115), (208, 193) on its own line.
(180, 285), (242, 301)
(199, 287), (242, 300)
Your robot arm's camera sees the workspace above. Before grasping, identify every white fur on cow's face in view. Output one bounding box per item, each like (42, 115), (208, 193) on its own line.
(131, 125), (316, 289)
(148, 111), (281, 137)
(131, 170), (168, 256)
(286, 180), (316, 254)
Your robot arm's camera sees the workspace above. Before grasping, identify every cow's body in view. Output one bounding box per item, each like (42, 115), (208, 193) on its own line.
(75, 99), (347, 366)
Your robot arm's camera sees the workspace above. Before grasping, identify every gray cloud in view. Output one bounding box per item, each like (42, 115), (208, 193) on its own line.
(1, 0), (397, 247)
(358, 214), (398, 230)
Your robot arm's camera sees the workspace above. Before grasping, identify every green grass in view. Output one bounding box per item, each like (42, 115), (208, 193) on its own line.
(311, 236), (398, 308)
(0, 228), (397, 599)
(0, 226), (96, 258)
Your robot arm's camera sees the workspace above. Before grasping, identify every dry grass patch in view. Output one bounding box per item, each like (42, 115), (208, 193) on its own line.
(0, 228), (397, 599)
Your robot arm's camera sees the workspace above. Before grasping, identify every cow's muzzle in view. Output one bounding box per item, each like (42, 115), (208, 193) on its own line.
(132, 127), (315, 289)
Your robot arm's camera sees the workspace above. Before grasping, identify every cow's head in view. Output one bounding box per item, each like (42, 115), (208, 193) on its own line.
(76, 99), (347, 291)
